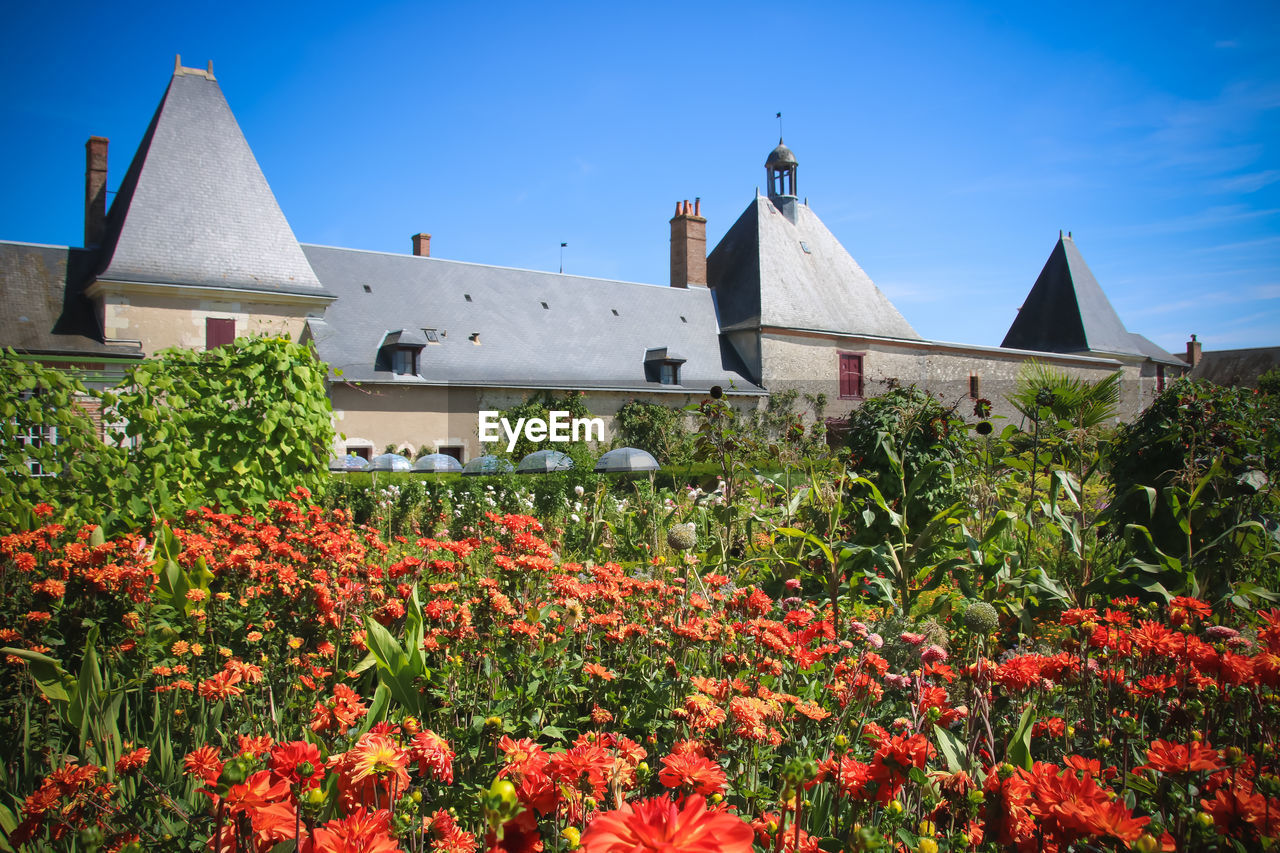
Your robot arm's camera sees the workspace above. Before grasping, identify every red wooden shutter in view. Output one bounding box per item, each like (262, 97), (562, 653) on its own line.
(206, 318), (235, 350)
(840, 354), (863, 399)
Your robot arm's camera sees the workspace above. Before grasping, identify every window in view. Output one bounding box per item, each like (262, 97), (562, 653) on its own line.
(839, 353), (864, 399)
(1156, 364), (1166, 393)
(659, 362), (679, 385)
(969, 374), (981, 399)
(19, 424), (57, 477)
(438, 445), (464, 463)
(206, 317), (235, 350)
(391, 348), (418, 376)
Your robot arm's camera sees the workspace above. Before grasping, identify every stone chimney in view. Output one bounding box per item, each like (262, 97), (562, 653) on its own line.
(669, 198), (706, 288)
(84, 137), (108, 247)
(411, 233), (431, 257)
(1186, 334), (1202, 369)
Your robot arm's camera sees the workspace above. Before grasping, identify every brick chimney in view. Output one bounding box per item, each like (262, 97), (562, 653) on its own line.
(411, 233), (431, 257)
(669, 198), (706, 288)
(84, 137), (108, 247)
(1186, 334), (1202, 369)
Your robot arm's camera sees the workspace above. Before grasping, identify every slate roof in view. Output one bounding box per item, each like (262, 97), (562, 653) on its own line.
(0, 241), (141, 358)
(1001, 235), (1180, 365)
(1189, 346), (1280, 388)
(300, 244), (762, 394)
(93, 67), (329, 298)
(708, 195), (920, 340)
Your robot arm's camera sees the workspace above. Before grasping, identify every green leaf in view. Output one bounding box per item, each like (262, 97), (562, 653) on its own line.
(0, 647), (71, 703)
(1007, 703), (1037, 771)
(355, 684), (391, 737)
(540, 724), (568, 742)
(934, 725), (968, 774)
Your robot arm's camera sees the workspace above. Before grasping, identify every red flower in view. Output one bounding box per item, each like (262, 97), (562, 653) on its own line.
(582, 794), (753, 853)
(183, 745), (223, 786)
(408, 730), (456, 784)
(115, 746), (150, 775)
(302, 807), (402, 853)
(1141, 740), (1221, 774)
(269, 740), (323, 789)
(658, 753), (727, 796)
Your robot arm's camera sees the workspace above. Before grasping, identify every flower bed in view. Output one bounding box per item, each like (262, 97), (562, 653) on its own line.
(1, 495), (1278, 851)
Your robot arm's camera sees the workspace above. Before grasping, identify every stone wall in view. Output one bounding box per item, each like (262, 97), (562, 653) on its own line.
(758, 331), (1158, 424)
(97, 289), (313, 352)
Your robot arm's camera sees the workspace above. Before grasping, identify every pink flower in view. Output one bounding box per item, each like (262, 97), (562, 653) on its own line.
(921, 645), (948, 664)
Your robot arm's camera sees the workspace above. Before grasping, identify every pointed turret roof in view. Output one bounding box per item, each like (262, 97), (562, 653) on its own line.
(1001, 234), (1178, 363)
(709, 195), (919, 340)
(94, 63), (328, 297)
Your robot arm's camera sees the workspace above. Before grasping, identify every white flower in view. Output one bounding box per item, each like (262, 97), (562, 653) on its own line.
(574, 485), (585, 497)
(570, 514), (580, 523)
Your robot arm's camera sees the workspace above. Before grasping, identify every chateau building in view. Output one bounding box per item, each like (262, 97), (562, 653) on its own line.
(0, 61), (1187, 462)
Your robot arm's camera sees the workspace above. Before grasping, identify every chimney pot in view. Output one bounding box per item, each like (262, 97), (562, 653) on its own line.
(411, 233), (431, 257)
(670, 198), (707, 288)
(1186, 335), (1202, 369)
(84, 137), (109, 247)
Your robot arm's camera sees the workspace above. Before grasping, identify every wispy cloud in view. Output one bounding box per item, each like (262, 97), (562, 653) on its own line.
(877, 280), (946, 303)
(1125, 282), (1279, 318)
(1189, 235), (1280, 254)
(1110, 204), (1279, 237)
(1208, 169), (1280, 194)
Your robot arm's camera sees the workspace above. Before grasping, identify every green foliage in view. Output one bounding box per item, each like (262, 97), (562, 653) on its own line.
(0, 350), (128, 529)
(841, 385), (967, 534)
(1008, 361), (1120, 434)
(1105, 380), (1280, 601)
(613, 399), (695, 465)
(108, 336), (334, 520)
(741, 389), (830, 464)
(489, 390), (599, 465)
(1259, 367), (1280, 396)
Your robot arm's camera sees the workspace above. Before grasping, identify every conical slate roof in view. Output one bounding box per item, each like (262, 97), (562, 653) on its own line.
(95, 64), (328, 297)
(1001, 235), (1169, 360)
(708, 195), (919, 339)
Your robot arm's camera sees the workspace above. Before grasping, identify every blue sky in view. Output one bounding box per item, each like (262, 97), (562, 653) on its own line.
(3, 0), (1277, 353)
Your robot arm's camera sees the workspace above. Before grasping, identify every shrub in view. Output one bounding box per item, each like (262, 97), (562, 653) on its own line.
(840, 385), (967, 525)
(1106, 380), (1280, 597)
(614, 399), (695, 465)
(108, 336), (334, 522)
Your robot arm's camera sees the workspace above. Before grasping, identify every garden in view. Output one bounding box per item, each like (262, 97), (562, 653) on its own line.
(1, 340), (1278, 852)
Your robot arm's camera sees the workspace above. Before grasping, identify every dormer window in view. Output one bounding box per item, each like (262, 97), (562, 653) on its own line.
(392, 347), (417, 375)
(378, 329), (428, 377)
(644, 347), (687, 386)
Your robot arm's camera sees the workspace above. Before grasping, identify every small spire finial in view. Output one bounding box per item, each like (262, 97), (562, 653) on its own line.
(776, 111), (783, 141)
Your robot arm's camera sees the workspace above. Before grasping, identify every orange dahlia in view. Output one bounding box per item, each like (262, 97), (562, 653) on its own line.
(582, 794), (753, 853)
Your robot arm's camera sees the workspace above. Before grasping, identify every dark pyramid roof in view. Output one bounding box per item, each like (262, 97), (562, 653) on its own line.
(1002, 235), (1159, 359)
(0, 241), (141, 357)
(95, 66), (328, 297)
(709, 195), (919, 339)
